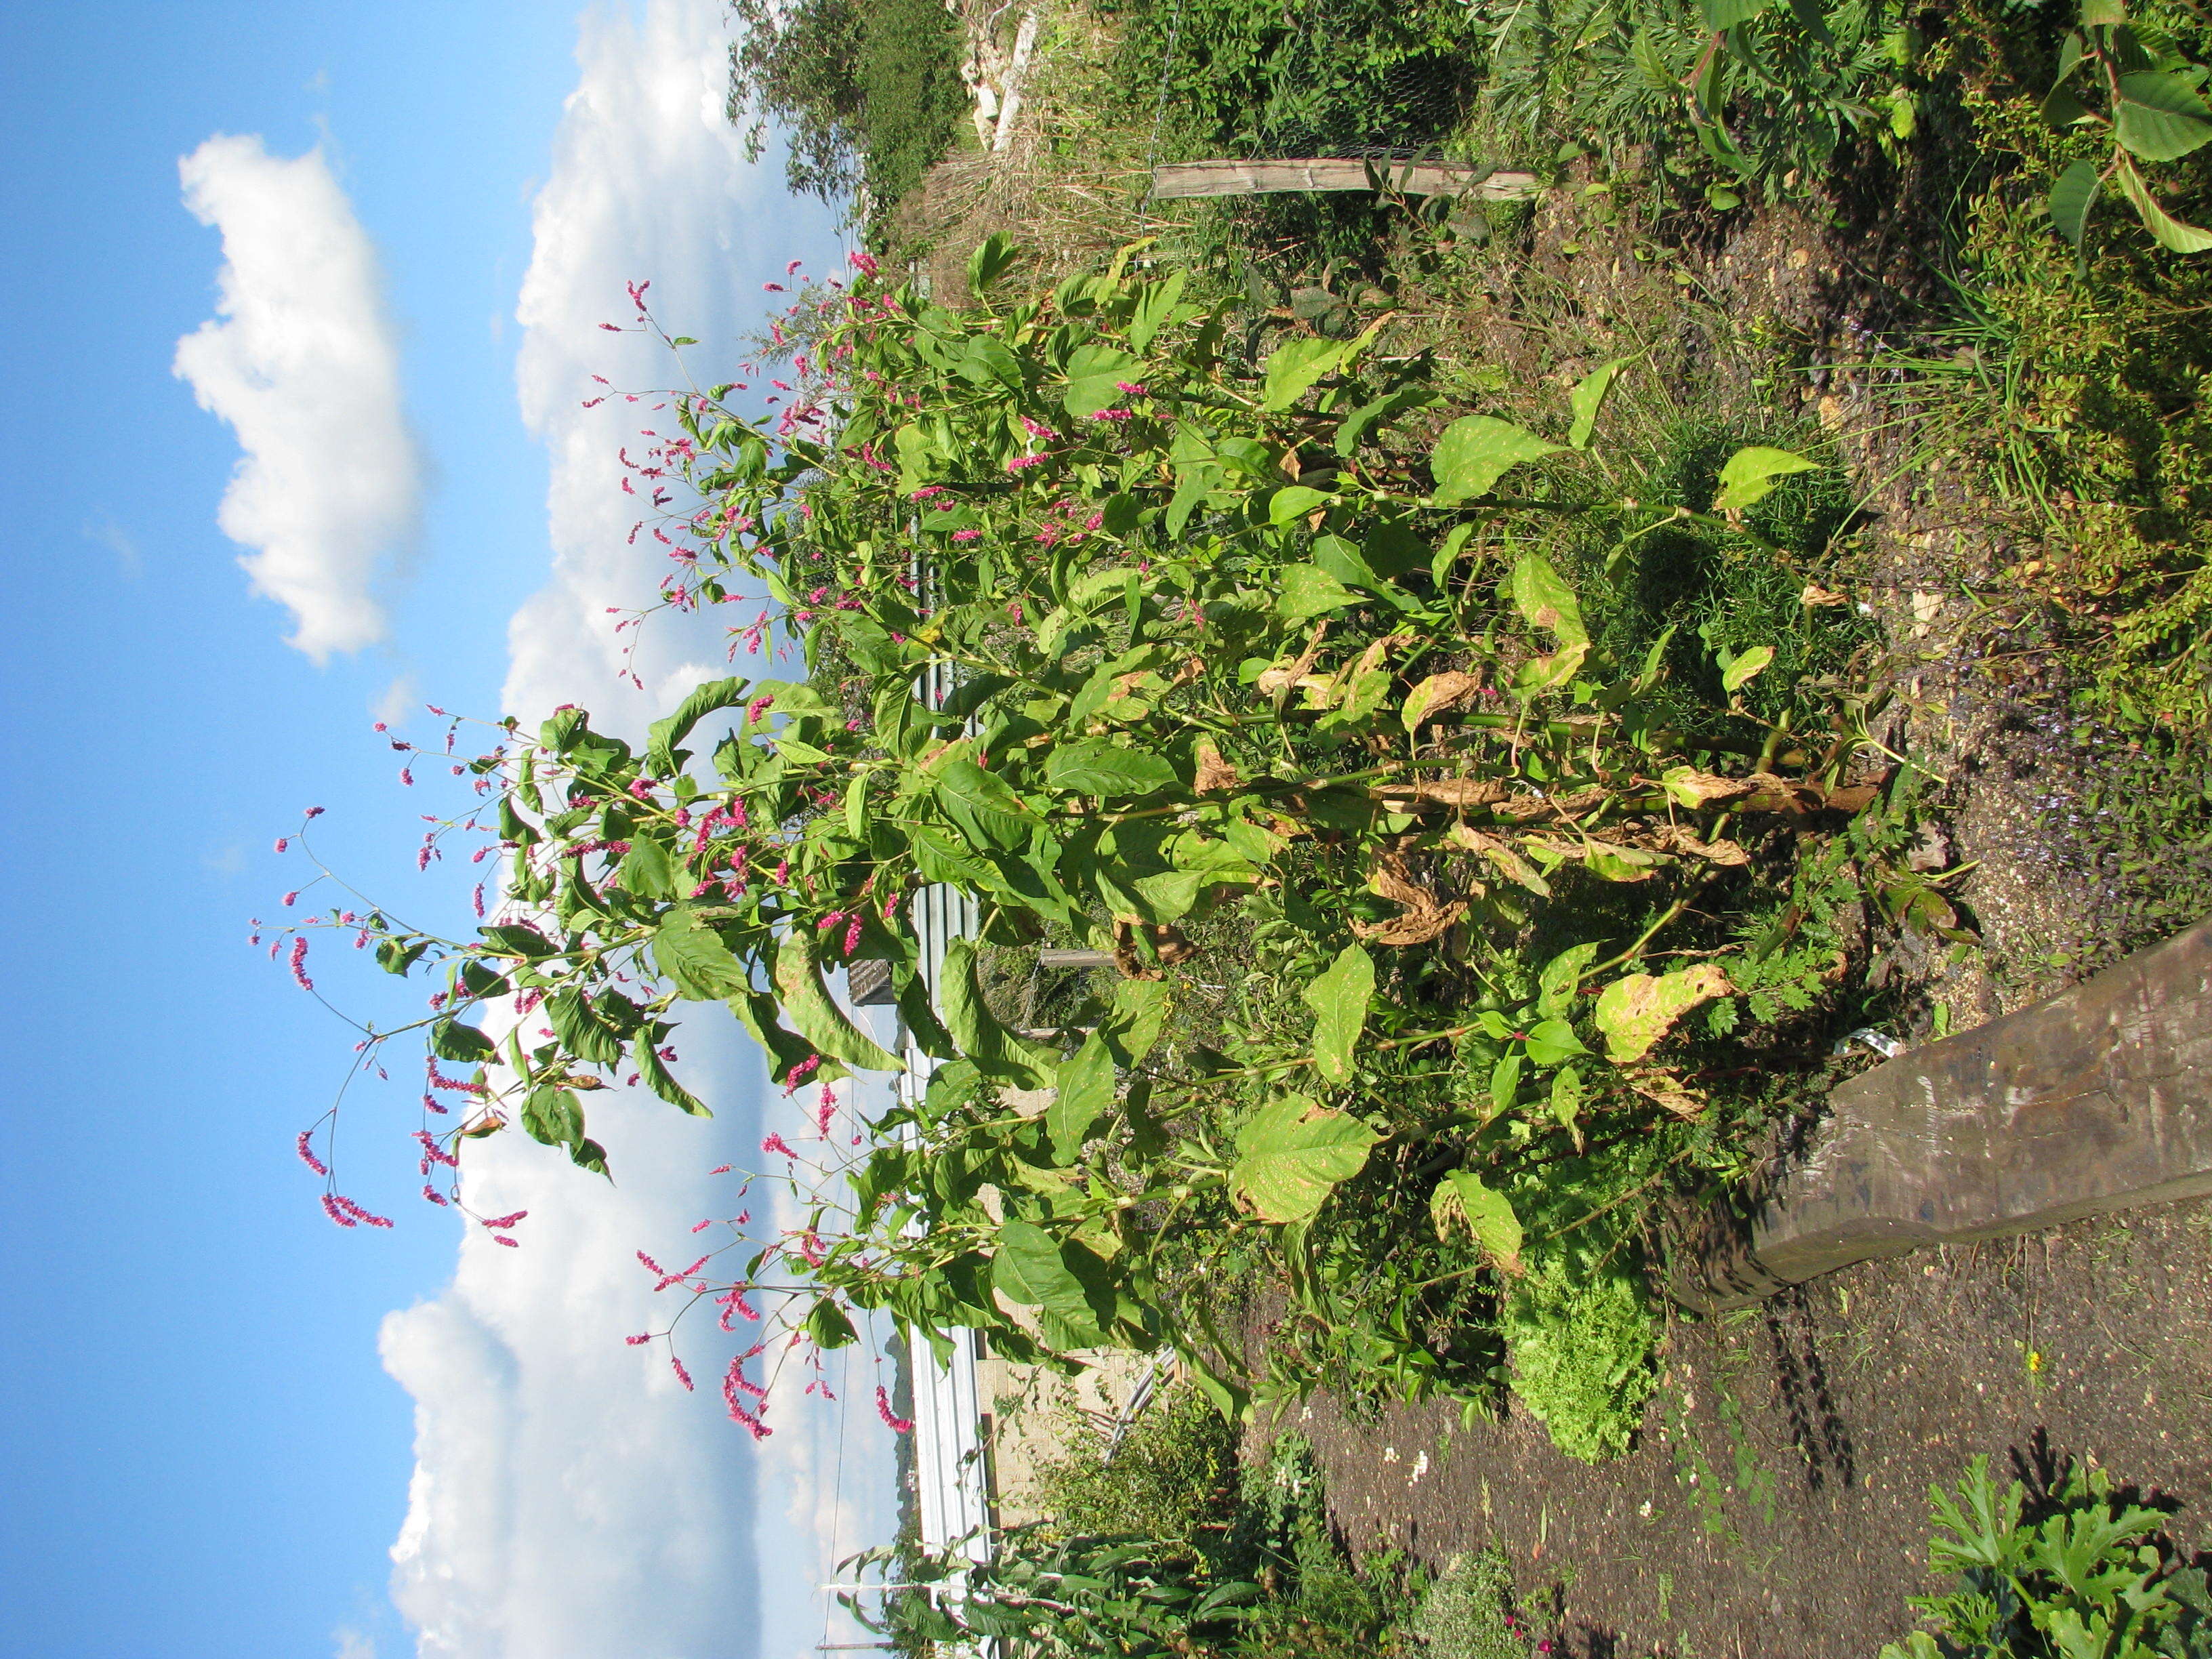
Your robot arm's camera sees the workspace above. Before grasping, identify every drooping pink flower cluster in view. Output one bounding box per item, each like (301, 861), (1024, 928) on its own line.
(296, 1131), (329, 1176)
(876, 1384), (914, 1435)
(323, 1192), (394, 1229)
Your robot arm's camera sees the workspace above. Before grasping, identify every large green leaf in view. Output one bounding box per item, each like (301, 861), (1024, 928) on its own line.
(1509, 552), (1588, 646)
(2114, 69), (2212, 161)
(636, 1032), (710, 1116)
(1045, 740), (1178, 798)
(1229, 1094), (1380, 1223)
(1712, 446), (1818, 512)
(773, 932), (903, 1072)
(1594, 963), (1733, 1061)
(939, 937), (1058, 1086)
(646, 676), (750, 773)
(2047, 156), (2103, 254)
(651, 905), (754, 1001)
(1260, 336), (1344, 411)
(1101, 977), (1170, 1067)
(1048, 1031), (1115, 1163)
(1061, 343), (1143, 417)
(991, 1219), (1107, 1343)
(2112, 153), (2212, 251)
(1303, 943), (1375, 1086)
(1429, 1169), (1524, 1273)
(934, 758), (1031, 821)
(1431, 416), (1563, 506)
(1568, 356), (1635, 449)
(548, 988), (624, 1066)
(1275, 562), (1357, 623)
(1268, 485), (1331, 527)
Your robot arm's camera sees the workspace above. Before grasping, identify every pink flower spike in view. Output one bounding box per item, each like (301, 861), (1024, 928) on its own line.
(875, 1385), (914, 1434)
(627, 1333), (653, 1346)
(709, 1164), (733, 1175)
(295, 1132), (329, 1177)
(491, 1233), (518, 1248)
(670, 1353), (695, 1391)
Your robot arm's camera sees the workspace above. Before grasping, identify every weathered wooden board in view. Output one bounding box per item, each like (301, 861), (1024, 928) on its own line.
(1674, 916), (2212, 1310)
(1149, 159), (1542, 200)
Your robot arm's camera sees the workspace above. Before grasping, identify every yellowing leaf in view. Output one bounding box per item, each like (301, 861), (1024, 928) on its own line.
(1303, 943), (1376, 1084)
(1431, 416), (1563, 506)
(1401, 670), (1486, 731)
(1593, 964), (1733, 1062)
(1429, 1170), (1523, 1273)
(1230, 1094), (1381, 1223)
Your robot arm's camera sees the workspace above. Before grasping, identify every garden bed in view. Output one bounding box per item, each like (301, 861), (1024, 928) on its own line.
(1265, 1195), (2212, 1656)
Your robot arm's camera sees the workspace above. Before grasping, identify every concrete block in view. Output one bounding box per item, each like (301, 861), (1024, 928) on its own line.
(1675, 918), (2212, 1311)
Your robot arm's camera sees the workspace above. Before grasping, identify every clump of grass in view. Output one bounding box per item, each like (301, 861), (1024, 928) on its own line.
(1411, 1548), (1533, 1659)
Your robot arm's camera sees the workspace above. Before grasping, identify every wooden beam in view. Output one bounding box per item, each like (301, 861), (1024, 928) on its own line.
(1149, 158), (1542, 201)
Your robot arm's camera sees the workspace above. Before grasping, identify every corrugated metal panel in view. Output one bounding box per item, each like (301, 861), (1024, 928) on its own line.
(898, 883), (992, 1565)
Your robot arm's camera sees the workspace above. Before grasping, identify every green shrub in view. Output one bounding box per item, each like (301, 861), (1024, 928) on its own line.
(1035, 1380), (1241, 1542)
(1499, 1258), (1658, 1463)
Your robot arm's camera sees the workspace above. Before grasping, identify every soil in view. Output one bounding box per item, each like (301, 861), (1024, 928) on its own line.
(1266, 1194), (2212, 1658)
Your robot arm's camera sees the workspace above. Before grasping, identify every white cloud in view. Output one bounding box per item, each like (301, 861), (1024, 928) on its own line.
(83, 509), (143, 577)
(374, 673), (422, 733)
(503, 0), (843, 735)
(382, 1041), (769, 1659)
(382, 5), (857, 1658)
(174, 134), (422, 662)
(333, 1628), (378, 1659)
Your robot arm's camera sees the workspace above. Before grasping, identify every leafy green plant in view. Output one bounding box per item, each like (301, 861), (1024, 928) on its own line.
(284, 233), (1888, 1456)
(2039, 0), (2212, 258)
(1033, 1380), (1241, 1542)
(1881, 1454), (2212, 1659)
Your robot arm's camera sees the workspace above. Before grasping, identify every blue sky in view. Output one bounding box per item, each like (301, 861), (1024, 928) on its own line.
(0, 5), (884, 1657)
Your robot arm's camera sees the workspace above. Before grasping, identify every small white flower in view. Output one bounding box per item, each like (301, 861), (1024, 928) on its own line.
(1410, 1452), (1430, 1483)
(1383, 1446), (1399, 1464)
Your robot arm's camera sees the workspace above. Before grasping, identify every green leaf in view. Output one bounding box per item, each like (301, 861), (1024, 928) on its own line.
(773, 932), (903, 1072)
(940, 937), (1059, 1086)
(992, 1219), (1107, 1343)
(1045, 740), (1178, 798)
(2114, 69), (2212, 160)
(1268, 485), (1330, 527)
(1523, 1018), (1589, 1067)
(968, 232), (1020, 294)
(1229, 1093), (1380, 1223)
(1101, 977), (1170, 1067)
(1594, 963), (1734, 1061)
(1061, 344), (1143, 417)
(651, 905), (753, 1000)
(1700, 0), (1776, 26)
(636, 1032), (709, 1116)
(1568, 356), (1635, 449)
(1713, 445), (1818, 512)
(2048, 157), (2103, 253)
(1260, 336), (1344, 411)
(1429, 1170), (1524, 1273)
(616, 836), (678, 901)
(958, 336), (1024, 390)
(1721, 643), (1775, 692)
(428, 1017), (497, 1063)
(804, 1296), (859, 1349)
(480, 922), (558, 959)
(548, 989), (624, 1065)
(2112, 153), (2212, 250)
(1048, 1031), (1115, 1163)
(1509, 551), (1589, 646)
(1538, 941), (1600, 1017)
(1431, 415), (1564, 506)
(1490, 1051), (1525, 1116)
(1275, 562), (1358, 623)
(522, 1084), (584, 1147)
(1303, 943), (1376, 1086)
(935, 758), (1032, 821)
(646, 676), (750, 773)
(1550, 1065), (1585, 1141)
